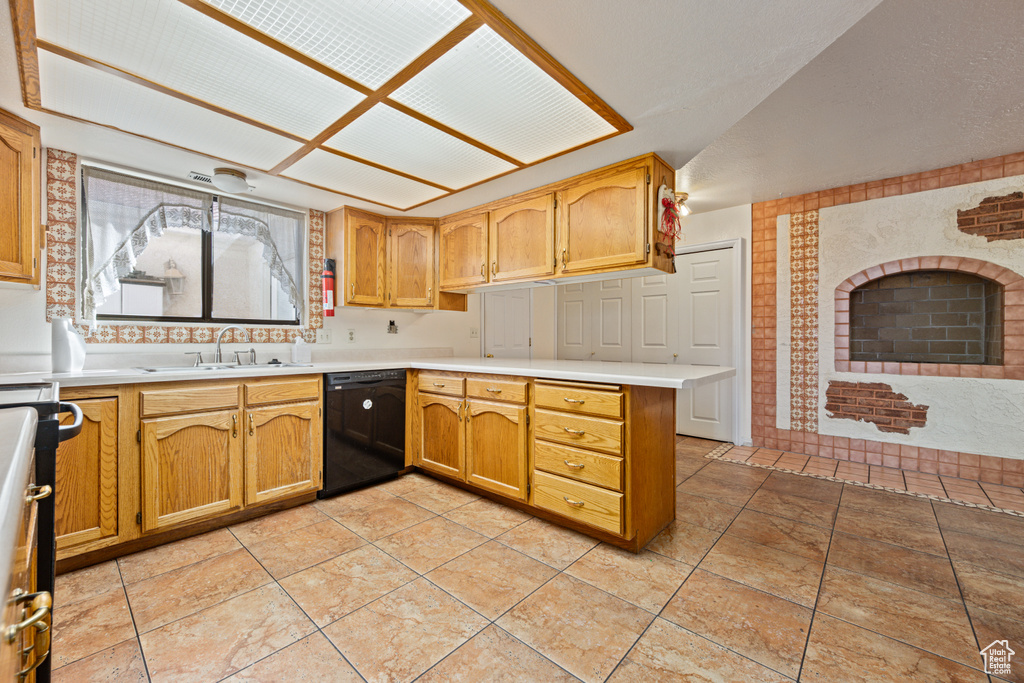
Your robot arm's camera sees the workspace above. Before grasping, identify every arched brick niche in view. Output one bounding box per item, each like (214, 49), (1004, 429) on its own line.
(835, 256), (1024, 379)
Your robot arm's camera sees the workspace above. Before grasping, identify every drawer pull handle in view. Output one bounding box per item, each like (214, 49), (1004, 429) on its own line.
(25, 484), (52, 503)
(486, 387), (502, 393)
(231, 414), (238, 438)
(563, 397), (585, 405)
(563, 496), (585, 507)
(248, 413), (255, 436)
(433, 382), (445, 387)
(563, 460), (585, 469)
(563, 427), (586, 436)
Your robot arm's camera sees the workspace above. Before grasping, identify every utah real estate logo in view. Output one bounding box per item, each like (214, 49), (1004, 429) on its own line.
(980, 640), (1015, 677)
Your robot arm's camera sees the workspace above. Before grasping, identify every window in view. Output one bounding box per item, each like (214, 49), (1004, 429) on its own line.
(81, 167), (305, 325)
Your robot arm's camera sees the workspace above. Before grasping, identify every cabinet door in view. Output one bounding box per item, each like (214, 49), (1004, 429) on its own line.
(559, 166), (647, 273)
(389, 219), (435, 308)
(344, 208), (386, 305)
(0, 111), (40, 284)
(416, 393), (465, 479)
(140, 410), (244, 532)
(489, 194), (555, 282)
(245, 401), (321, 506)
(440, 213), (488, 289)
(465, 399), (528, 501)
(55, 398), (118, 551)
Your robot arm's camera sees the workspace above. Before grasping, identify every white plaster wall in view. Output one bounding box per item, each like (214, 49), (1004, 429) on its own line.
(816, 175), (1024, 458)
(776, 214), (792, 430)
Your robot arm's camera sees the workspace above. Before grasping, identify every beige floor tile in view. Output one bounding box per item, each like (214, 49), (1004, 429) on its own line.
(698, 460), (771, 487)
(229, 504), (329, 546)
(817, 566), (980, 667)
(673, 491), (742, 532)
(746, 488), (838, 528)
(827, 532), (961, 599)
(674, 457), (707, 481)
(418, 625), (579, 682)
(442, 498), (532, 537)
(141, 584), (314, 683)
(725, 508), (832, 562)
(125, 547), (272, 632)
(944, 529), (1024, 579)
(117, 527), (240, 584)
(323, 578), (487, 683)
(565, 543), (692, 612)
(644, 519), (721, 564)
(374, 472), (436, 496)
(376, 517), (487, 574)
(225, 632), (361, 682)
(609, 617), (790, 682)
(699, 534), (824, 607)
(51, 588), (136, 668)
(661, 569), (811, 678)
(427, 541), (557, 620)
(495, 518), (598, 570)
(246, 519), (365, 578)
(330, 496), (436, 541)
(760, 470), (844, 504)
(954, 561), (1024, 621)
(54, 560), (122, 607)
(280, 545), (417, 627)
(398, 482), (481, 514)
(498, 574), (653, 683)
(313, 487), (399, 520)
(834, 505), (947, 556)
(934, 502), (1024, 546)
(801, 613), (987, 682)
(676, 471), (761, 507)
(52, 638), (147, 683)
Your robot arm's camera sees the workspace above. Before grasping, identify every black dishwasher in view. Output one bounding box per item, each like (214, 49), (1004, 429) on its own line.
(320, 370), (406, 498)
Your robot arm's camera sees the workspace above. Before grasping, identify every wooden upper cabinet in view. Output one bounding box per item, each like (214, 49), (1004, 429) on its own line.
(0, 109), (40, 285)
(558, 165), (648, 274)
(440, 213), (488, 289)
(389, 219), (435, 308)
(344, 208), (386, 306)
(489, 194), (555, 282)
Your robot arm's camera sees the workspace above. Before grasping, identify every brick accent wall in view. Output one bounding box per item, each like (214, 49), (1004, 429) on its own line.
(957, 192), (1024, 241)
(825, 381), (929, 435)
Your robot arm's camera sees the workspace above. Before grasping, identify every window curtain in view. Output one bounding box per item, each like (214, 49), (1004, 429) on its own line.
(81, 167), (211, 321)
(216, 196), (305, 317)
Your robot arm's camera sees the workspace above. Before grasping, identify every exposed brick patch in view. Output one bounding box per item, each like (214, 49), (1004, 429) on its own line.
(958, 191), (1024, 241)
(825, 381), (929, 434)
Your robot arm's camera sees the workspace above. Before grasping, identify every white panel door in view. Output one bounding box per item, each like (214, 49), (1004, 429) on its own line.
(592, 279), (631, 363)
(556, 283), (590, 360)
(484, 289), (532, 359)
(677, 248), (734, 440)
(631, 274), (678, 364)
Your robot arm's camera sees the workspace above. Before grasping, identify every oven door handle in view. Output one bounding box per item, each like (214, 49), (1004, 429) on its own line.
(57, 402), (84, 443)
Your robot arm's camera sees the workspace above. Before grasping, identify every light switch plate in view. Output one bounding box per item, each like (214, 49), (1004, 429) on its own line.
(316, 328), (332, 344)
(469, 326), (479, 339)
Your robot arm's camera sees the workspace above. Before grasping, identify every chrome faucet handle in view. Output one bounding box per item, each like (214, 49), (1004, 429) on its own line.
(185, 351), (203, 367)
(248, 347), (257, 365)
(233, 350), (245, 366)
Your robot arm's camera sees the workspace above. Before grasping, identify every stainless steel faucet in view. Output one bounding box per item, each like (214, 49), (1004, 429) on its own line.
(214, 325), (252, 363)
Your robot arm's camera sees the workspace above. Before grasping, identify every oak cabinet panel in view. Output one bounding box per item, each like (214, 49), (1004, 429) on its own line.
(0, 108), (40, 285)
(55, 398), (118, 551)
(344, 208), (387, 306)
(465, 399), (528, 501)
(416, 393), (464, 479)
(140, 409), (244, 532)
(558, 166), (647, 273)
(389, 219), (435, 308)
(245, 401), (321, 506)
(488, 194), (555, 282)
(440, 213), (488, 289)
(533, 471), (623, 535)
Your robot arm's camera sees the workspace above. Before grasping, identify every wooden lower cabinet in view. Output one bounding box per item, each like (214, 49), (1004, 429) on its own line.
(140, 409), (245, 533)
(417, 393), (464, 479)
(465, 399), (528, 501)
(245, 400), (321, 506)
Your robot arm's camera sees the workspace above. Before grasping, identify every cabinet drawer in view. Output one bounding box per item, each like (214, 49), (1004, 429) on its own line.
(466, 377), (527, 404)
(533, 471), (623, 535)
(535, 383), (623, 419)
(141, 385), (239, 417)
(418, 373), (465, 397)
(534, 440), (622, 491)
(245, 378), (320, 406)
(534, 409), (623, 456)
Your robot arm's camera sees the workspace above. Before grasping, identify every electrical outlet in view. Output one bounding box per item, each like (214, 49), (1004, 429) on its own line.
(315, 328), (332, 344)
(347, 328), (356, 344)
(469, 326), (479, 339)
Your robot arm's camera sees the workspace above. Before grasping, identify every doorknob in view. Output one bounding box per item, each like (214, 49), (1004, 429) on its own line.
(486, 353), (494, 358)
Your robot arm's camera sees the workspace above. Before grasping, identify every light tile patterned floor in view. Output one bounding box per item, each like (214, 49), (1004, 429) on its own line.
(52, 437), (1024, 682)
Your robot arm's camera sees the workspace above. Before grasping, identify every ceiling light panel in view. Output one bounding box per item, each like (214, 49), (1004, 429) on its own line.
(284, 149), (446, 209)
(36, 0), (364, 139)
(39, 51), (302, 170)
(324, 104), (516, 190)
(391, 26), (618, 164)
(200, 0), (470, 89)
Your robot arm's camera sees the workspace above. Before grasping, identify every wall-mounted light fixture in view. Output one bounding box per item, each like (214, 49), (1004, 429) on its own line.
(163, 259), (186, 295)
(674, 191), (692, 216)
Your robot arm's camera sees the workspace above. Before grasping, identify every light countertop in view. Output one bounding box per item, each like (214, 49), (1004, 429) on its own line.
(0, 357), (735, 390)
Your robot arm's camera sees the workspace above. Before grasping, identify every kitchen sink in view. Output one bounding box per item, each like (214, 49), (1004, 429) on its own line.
(134, 364), (235, 373)
(226, 362), (314, 369)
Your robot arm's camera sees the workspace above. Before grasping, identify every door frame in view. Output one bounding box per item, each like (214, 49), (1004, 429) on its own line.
(674, 237), (745, 446)
(481, 288), (533, 359)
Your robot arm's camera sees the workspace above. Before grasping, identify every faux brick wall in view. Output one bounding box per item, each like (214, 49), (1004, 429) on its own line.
(957, 191), (1024, 241)
(825, 381), (929, 435)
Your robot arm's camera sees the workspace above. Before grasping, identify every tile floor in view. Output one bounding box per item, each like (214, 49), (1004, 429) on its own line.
(51, 437), (1023, 682)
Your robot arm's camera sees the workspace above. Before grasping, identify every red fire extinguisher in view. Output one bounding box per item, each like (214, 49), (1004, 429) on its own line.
(322, 258), (336, 317)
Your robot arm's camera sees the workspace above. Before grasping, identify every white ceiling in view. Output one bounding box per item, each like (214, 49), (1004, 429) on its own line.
(12, 0), (1020, 218)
